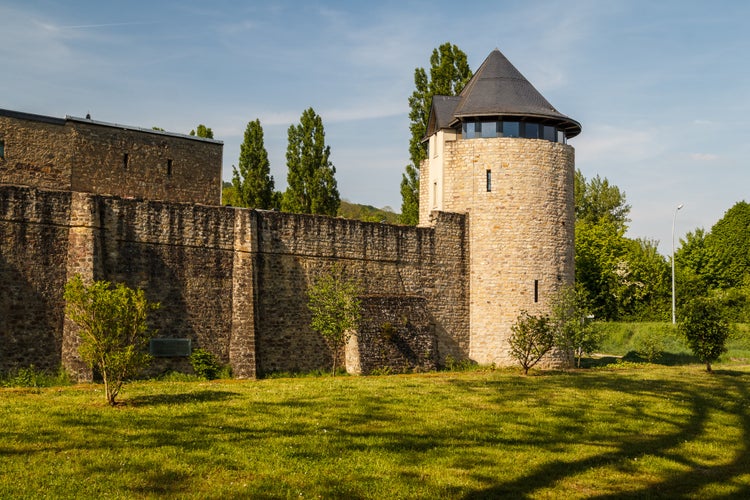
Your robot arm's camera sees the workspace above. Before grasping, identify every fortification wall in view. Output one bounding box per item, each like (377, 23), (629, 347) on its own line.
(251, 210), (469, 375)
(0, 185), (469, 378)
(0, 186), (72, 371)
(441, 137), (575, 366)
(0, 113), (73, 190)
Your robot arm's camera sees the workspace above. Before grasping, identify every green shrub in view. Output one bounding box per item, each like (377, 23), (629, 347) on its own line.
(1, 365), (72, 388)
(189, 349), (223, 380)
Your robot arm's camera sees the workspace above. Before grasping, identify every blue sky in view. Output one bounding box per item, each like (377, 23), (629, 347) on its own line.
(2, 0), (748, 255)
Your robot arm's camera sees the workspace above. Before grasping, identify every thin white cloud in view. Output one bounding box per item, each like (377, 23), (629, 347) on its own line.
(689, 153), (719, 161)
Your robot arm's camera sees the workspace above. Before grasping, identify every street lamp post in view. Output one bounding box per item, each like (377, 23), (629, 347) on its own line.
(672, 203), (684, 324)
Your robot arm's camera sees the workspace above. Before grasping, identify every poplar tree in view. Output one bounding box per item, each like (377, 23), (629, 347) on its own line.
(400, 42), (472, 225)
(282, 108), (339, 216)
(232, 119), (276, 209)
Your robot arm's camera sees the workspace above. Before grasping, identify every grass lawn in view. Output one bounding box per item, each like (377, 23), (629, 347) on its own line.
(2, 362), (750, 498)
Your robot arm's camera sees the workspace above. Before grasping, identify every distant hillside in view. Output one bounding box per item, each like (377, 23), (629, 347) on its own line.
(222, 183), (401, 224)
(338, 199), (400, 224)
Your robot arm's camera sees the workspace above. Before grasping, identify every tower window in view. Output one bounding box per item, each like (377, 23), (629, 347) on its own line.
(503, 121), (520, 138)
(432, 181), (438, 209)
(167, 159), (173, 176)
(123, 153), (129, 170)
(486, 170), (492, 192)
(534, 280), (539, 303)
(523, 123), (539, 139)
(0, 139), (4, 159)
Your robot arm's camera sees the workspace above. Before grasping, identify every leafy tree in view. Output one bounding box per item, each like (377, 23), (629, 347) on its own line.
(574, 170), (631, 228)
(401, 42), (472, 225)
(618, 238), (670, 320)
(706, 201), (750, 289)
(232, 119), (277, 209)
(282, 108), (339, 216)
(509, 311), (555, 375)
(189, 124), (214, 139)
(678, 297), (731, 373)
(63, 275), (159, 405)
(152, 126), (165, 131)
(307, 266), (362, 376)
(550, 285), (600, 368)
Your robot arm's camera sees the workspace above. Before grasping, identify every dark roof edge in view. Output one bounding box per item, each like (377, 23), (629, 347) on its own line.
(66, 115), (224, 145)
(0, 108), (66, 126)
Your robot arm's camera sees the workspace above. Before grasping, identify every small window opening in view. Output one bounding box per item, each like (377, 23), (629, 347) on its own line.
(0, 139), (4, 159)
(432, 181), (438, 209)
(167, 159), (173, 176)
(486, 169), (492, 192)
(123, 153), (129, 170)
(534, 280), (539, 303)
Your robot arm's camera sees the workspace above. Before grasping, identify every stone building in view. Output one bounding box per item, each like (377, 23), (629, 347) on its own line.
(0, 108), (223, 205)
(0, 49), (580, 378)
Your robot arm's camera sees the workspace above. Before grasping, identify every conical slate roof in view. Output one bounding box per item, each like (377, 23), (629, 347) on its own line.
(428, 49), (581, 138)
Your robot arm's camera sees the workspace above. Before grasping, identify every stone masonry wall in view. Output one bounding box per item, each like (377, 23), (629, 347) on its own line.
(94, 197), (239, 375)
(346, 295), (437, 375)
(441, 137), (575, 366)
(70, 121), (222, 205)
(0, 113), (73, 190)
(0, 185), (468, 379)
(0, 111), (222, 206)
(0, 185), (71, 372)
(250, 210), (469, 375)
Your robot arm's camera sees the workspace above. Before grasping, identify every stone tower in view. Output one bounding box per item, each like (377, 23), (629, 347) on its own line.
(419, 49), (581, 366)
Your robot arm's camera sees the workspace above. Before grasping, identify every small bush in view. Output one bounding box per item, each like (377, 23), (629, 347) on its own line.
(443, 355), (478, 372)
(189, 349), (223, 380)
(634, 330), (665, 362)
(1, 365), (72, 388)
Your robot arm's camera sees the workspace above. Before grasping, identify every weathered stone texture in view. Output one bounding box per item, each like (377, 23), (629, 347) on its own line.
(346, 295), (437, 375)
(0, 185), (469, 378)
(0, 114), (73, 190)
(0, 186), (71, 372)
(0, 111), (222, 206)
(71, 122), (222, 205)
(252, 211), (469, 375)
(437, 137), (575, 366)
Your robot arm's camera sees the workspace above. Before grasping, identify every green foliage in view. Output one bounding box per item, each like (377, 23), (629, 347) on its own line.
(189, 124), (214, 139)
(550, 285), (600, 367)
(574, 170), (631, 229)
(232, 119), (277, 209)
(575, 170), (669, 321)
(189, 349), (223, 380)
(0, 365), (71, 388)
(2, 368), (750, 497)
(509, 311), (555, 375)
(282, 108), (339, 216)
(443, 355), (479, 372)
(678, 297), (731, 372)
(634, 329), (666, 362)
(402, 42), (472, 226)
(399, 163), (420, 225)
(307, 266), (362, 376)
(63, 274), (159, 405)
(337, 199), (398, 224)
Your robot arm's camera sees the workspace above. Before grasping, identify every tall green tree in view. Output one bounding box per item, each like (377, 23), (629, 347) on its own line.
(232, 119), (277, 209)
(706, 201), (750, 288)
(189, 124), (214, 139)
(400, 42), (472, 225)
(574, 170), (631, 229)
(574, 170), (669, 320)
(282, 108), (339, 216)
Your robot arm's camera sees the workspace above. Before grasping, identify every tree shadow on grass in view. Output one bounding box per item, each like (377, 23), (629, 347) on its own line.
(459, 371), (750, 499)
(127, 389), (239, 406)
